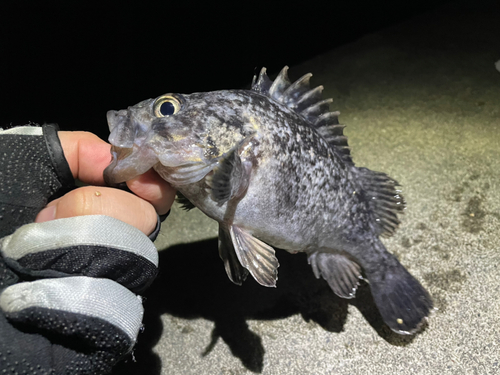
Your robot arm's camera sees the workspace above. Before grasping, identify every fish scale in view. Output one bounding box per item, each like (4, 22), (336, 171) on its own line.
(104, 66), (433, 335)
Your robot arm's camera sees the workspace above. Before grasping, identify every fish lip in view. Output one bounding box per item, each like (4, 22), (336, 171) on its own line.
(103, 144), (158, 185)
(106, 109), (128, 132)
(103, 157), (124, 186)
(103, 146), (133, 185)
(110, 145), (133, 161)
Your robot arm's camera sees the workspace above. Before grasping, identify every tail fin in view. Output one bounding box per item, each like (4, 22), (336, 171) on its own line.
(365, 253), (433, 335)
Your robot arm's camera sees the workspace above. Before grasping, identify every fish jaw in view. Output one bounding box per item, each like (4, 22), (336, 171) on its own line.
(104, 107), (160, 185)
(107, 109), (134, 148)
(103, 144), (159, 185)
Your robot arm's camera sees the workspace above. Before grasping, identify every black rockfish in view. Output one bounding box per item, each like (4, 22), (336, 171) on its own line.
(104, 66), (433, 334)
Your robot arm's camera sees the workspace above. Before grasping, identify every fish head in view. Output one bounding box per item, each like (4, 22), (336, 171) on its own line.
(104, 93), (209, 186)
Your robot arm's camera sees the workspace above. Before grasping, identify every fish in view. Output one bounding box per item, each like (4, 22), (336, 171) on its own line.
(103, 66), (433, 334)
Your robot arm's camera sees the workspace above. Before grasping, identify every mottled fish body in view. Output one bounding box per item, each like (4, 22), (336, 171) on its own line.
(104, 66), (433, 334)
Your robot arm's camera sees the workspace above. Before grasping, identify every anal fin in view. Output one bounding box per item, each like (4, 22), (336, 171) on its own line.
(308, 252), (362, 299)
(230, 225), (279, 287)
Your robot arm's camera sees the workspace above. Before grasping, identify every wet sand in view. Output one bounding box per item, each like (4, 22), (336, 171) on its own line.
(114, 1), (500, 374)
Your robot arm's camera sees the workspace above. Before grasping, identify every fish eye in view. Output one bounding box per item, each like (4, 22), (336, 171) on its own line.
(153, 95), (181, 117)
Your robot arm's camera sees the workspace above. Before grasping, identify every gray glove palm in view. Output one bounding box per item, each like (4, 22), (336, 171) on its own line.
(0, 215), (158, 374)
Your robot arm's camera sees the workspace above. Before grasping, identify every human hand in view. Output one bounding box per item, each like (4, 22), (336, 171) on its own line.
(37, 130), (175, 234)
(0, 124), (173, 374)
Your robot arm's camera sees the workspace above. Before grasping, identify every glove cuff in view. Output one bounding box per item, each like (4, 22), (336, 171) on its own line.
(42, 124), (75, 195)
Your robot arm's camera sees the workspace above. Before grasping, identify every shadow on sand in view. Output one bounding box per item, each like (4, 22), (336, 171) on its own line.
(112, 238), (417, 374)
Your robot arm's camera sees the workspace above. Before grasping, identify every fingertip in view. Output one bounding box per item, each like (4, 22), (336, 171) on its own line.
(35, 204), (56, 223)
(36, 187), (158, 236)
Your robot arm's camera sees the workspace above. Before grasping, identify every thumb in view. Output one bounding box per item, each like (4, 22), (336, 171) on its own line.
(35, 186), (158, 235)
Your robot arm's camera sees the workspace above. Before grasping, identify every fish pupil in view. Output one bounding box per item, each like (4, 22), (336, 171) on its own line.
(160, 101), (175, 116)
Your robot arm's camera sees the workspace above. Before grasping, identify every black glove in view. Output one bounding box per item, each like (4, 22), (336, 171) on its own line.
(0, 124), (159, 375)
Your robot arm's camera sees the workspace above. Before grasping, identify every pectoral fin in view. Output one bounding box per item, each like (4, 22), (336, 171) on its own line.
(205, 135), (254, 206)
(175, 192), (196, 211)
(218, 225), (249, 285)
(230, 225), (279, 287)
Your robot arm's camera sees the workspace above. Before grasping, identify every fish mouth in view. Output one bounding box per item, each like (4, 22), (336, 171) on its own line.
(111, 145), (134, 161)
(103, 144), (158, 186)
(105, 108), (160, 185)
(107, 110), (136, 148)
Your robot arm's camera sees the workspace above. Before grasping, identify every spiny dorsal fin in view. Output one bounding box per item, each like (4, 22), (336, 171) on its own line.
(251, 67), (273, 94)
(293, 84), (322, 111)
(283, 73), (313, 108)
(251, 66), (352, 164)
(355, 167), (406, 237)
(269, 66), (291, 99)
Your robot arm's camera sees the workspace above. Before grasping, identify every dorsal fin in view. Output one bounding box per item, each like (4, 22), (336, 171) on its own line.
(355, 167), (406, 237)
(251, 67), (273, 94)
(283, 73), (313, 108)
(251, 66), (352, 164)
(269, 66), (291, 99)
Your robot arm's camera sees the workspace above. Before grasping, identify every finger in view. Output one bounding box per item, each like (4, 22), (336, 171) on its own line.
(126, 168), (176, 215)
(57, 131), (112, 185)
(58, 131), (174, 213)
(0, 277), (143, 352)
(35, 186), (157, 235)
(2, 216), (158, 292)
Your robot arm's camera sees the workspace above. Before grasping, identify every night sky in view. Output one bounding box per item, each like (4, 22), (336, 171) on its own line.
(1, 1), (452, 140)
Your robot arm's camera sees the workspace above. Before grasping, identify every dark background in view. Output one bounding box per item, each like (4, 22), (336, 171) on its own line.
(1, 1), (454, 140)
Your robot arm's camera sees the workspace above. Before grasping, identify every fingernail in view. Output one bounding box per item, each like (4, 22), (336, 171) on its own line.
(35, 205), (57, 223)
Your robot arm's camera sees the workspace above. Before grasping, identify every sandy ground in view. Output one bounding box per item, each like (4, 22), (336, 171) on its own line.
(113, 1), (500, 374)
